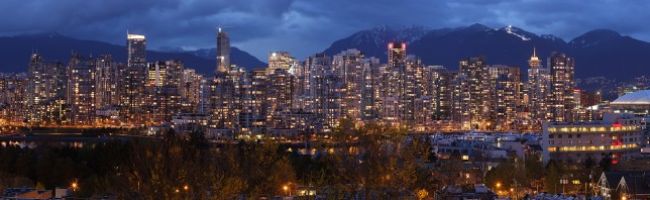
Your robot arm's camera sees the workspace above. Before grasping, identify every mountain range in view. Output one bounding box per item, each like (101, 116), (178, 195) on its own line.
(0, 24), (649, 80)
(323, 23), (650, 79)
(0, 33), (265, 75)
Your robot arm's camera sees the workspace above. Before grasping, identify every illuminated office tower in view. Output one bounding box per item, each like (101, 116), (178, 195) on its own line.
(123, 33), (147, 124)
(527, 48), (551, 124)
(267, 51), (297, 75)
(332, 49), (364, 121)
(66, 54), (96, 125)
(95, 55), (120, 108)
(26, 53), (67, 125)
(488, 65), (521, 131)
(360, 57), (381, 120)
(548, 52), (576, 122)
(180, 69), (204, 113)
(239, 69), (268, 133)
(145, 60), (183, 124)
(216, 27), (230, 72)
(453, 57), (491, 130)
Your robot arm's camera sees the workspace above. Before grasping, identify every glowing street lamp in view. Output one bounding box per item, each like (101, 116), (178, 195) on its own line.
(282, 183), (292, 196)
(70, 181), (79, 192)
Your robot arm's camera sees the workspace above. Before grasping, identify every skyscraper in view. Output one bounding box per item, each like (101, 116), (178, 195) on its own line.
(216, 27), (230, 73)
(26, 53), (67, 124)
(548, 52), (576, 122)
(211, 29), (240, 130)
(380, 42), (409, 124)
(454, 57), (491, 130)
(267, 51), (297, 75)
(527, 48), (551, 125)
(488, 65), (521, 131)
(95, 54), (120, 109)
(145, 60), (183, 124)
(66, 53), (96, 125)
(332, 49), (364, 121)
(127, 34), (146, 68)
(123, 33), (147, 124)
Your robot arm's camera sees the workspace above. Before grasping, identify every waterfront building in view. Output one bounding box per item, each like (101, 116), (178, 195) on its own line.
(542, 113), (643, 164)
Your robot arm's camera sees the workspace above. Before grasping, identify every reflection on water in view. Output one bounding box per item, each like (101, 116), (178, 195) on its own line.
(0, 140), (90, 149)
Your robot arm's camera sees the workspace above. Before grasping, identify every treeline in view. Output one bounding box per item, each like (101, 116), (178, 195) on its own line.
(0, 122), (445, 199)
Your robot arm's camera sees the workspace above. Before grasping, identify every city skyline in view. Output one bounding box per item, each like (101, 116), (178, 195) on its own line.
(3, 2), (650, 199)
(0, 27), (607, 132)
(3, 0), (650, 60)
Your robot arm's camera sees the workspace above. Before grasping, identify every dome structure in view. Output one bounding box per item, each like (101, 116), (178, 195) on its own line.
(611, 90), (650, 105)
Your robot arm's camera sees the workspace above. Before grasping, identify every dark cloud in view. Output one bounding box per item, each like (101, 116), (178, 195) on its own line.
(0, 0), (648, 60)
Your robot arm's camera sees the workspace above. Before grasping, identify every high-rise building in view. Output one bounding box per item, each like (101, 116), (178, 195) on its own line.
(210, 29), (240, 130)
(216, 27), (230, 73)
(527, 48), (551, 125)
(267, 51), (297, 75)
(548, 52), (576, 122)
(179, 69), (204, 113)
(360, 57), (381, 121)
(239, 69), (268, 133)
(488, 65), (521, 131)
(0, 73), (27, 123)
(127, 33), (146, 68)
(453, 57), (491, 130)
(380, 42), (419, 125)
(123, 33), (148, 124)
(422, 65), (453, 121)
(95, 55), (120, 109)
(332, 49), (364, 121)
(306, 53), (336, 132)
(145, 60), (183, 124)
(26, 53), (67, 125)
(266, 68), (294, 129)
(66, 53), (96, 125)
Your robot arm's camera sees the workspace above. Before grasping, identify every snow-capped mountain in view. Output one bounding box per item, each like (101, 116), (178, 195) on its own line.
(322, 23), (650, 79)
(322, 25), (431, 60)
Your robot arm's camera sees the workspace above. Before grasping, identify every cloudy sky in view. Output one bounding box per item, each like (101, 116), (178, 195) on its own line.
(2, 0), (649, 60)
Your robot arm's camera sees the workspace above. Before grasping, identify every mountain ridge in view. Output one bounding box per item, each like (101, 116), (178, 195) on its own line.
(323, 24), (650, 79)
(0, 32), (265, 75)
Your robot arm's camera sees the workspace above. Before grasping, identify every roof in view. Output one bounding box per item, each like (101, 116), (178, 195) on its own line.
(612, 90), (650, 105)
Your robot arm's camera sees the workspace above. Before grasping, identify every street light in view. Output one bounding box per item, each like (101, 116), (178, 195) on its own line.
(282, 183), (291, 196)
(70, 181), (78, 192)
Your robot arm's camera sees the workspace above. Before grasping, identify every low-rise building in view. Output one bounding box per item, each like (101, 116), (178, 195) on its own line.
(542, 113), (643, 164)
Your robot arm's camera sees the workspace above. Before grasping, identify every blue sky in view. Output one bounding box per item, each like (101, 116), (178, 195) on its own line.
(1, 0), (649, 60)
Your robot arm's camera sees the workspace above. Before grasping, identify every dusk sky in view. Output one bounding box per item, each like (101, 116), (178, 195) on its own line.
(2, 0), (649, 60)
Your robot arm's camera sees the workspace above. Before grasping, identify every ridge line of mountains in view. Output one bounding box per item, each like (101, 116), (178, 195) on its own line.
(1, 23), (649, 80)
